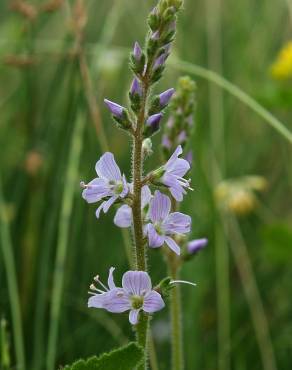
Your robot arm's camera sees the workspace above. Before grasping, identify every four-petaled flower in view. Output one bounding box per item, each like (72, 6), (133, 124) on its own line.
(146, 191), (191, 255)
(81, 152), (129, 219)
(114, 185), (151, 228)
(154, 145), (192, 201)
(88, 268), (165, 325)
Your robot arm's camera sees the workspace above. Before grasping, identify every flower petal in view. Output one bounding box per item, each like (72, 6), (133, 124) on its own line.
(129, 309), (140, 325)
(122, 271), (152, 295)
(107, 267), (116, 290)
(95, 152), (121, 181)
(95, 196), (117, 219)
(114, 205), (132, 228)
(141, 185), (152, 208)
(147, 224), (165, 248)
(88, 292), (108, 308)
(103, 288), (131, 313)
(149, 191), (171, 222)
(143, 291), (165, 313)
(168, 158), (190, 177)
(165, 145), (182, 169)
(165, 236), (181, 255)
(82, 178), (110, 203)
(163, 212), (191, 234)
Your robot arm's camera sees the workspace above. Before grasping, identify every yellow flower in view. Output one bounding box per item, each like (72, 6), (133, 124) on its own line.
(270, 41), (292, 80)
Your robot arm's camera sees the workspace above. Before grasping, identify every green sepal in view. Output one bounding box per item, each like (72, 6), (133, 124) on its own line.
(151, 66), (165, 84)
(155, 277), (173, 299)
(129, 92), (142, 114)
(63, 342), (144, 370)
(129, 54), (146, 75)
(148, 95), (161, 115)
(112, 110), (132, 131)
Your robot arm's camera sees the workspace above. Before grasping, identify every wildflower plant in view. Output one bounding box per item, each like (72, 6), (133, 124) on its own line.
(78, 1), (207, 369)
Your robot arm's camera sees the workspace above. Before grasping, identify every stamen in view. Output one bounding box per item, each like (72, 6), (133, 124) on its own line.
(80, 181), (87, 189)
(89, 284), (104, 294)
(93, 275), (109, 291)
(170, 280), (197, 287)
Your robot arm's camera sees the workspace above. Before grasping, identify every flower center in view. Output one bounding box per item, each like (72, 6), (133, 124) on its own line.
(109, 180), (124, 195)
(154, 222), (163, 235)
(131, 295), (144, 309)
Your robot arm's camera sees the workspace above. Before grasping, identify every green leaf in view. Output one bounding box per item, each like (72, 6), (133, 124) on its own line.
(62, 342), (144, 370)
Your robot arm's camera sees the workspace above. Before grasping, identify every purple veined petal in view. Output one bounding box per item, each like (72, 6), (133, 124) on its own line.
(153, 53), (167, 70)
(165, 145), (183, 169)
(147, 223), (165, 248)
(107, 267), (116, 290)
(141, 185), (152, 208)
(114, 205), (132, 228)
(120, 174), (129, 198)
(122, 271), (152, 296)
(104, 99), (124, 118)
(163, 212), (191, 234)
(169, 158), (190, 177)
(82, 178), (110, 203)
(95, 196), (117, 219)
(129, 309), (141, 325)
(149, 191), (171, 222)
(103, 288), (131, 313)
(159, 88), (175, 107)
(95, 152), (122, 181)
(169, 184), (184, 202)
(143, 291), (165, 313)
(164, 236), (181, 255)
(88, 292), (108, 308)
(187, 238), (208, 254)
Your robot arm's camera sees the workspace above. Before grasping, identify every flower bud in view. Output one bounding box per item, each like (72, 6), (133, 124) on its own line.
(133, 42), (142, 61)
(159, 88), (175, 107)
(142, 138), (153, 157)
(130, 42), (146, 75)
(187, 238), (208, 254)
(104, 99), (132, 130)
(143, 113), (163, 137)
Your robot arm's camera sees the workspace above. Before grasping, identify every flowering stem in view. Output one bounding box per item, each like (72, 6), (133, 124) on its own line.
(131, 76), (151, 367)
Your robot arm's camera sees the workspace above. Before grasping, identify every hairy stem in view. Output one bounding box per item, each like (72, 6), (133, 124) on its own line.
(131, 77), (150, 368)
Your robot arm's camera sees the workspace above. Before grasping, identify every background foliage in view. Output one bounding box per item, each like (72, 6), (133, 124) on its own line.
(0, 0), (291, 369)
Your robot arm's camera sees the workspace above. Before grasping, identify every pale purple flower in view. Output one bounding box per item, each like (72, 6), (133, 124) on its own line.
(146, 191), (191, 255)
(133, 42), (143, 61)
(187, 238), (208, 254)
(159, 88), (175, 107)
(155, 145), (191, 201)
(88, 268), (165, 325)
(114, 186), (151, 228)
(130, 78), (142, 97)
(81, 152), (129, 219)
(104, 99), (124, 118)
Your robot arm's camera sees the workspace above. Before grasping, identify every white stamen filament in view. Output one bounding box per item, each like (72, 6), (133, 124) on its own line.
(93, 275), (109, 291)
(170, 280), (197, 287)
(89, 284), (104, 294)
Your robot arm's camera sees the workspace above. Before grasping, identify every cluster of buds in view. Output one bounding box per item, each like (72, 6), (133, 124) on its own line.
(162, 76), (196, 162)
(104, 0), (183, 136)
(215, 176), (267, 216)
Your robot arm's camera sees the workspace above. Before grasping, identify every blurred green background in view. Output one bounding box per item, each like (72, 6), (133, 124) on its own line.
(0, 0), (292, 369)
